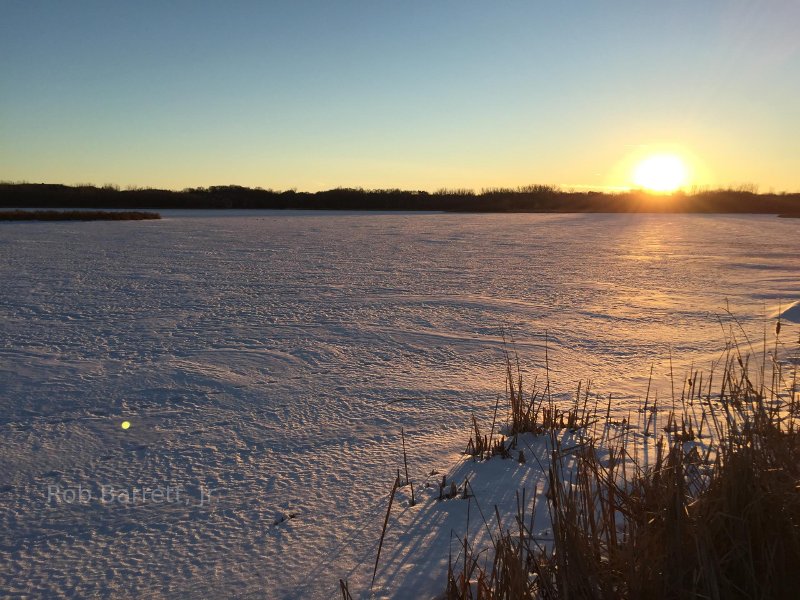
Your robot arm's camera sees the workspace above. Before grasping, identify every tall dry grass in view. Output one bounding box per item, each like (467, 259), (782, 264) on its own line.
(446, 326), (800, 599)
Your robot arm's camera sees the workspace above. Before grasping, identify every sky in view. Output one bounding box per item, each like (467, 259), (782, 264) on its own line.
(1, 1), (798, 192)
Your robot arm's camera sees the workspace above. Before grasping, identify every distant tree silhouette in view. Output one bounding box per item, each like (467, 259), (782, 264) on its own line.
(1, 182), (798, 213)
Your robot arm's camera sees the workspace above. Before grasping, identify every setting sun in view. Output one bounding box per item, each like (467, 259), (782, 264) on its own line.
(632, 154), (689, 192)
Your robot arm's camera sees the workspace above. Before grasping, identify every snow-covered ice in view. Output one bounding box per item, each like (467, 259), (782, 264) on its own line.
(775, 300), (800, 323)
(1, 212), (798, 598)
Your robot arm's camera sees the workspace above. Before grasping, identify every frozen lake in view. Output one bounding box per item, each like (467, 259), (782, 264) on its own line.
(1, 212), (799, 598)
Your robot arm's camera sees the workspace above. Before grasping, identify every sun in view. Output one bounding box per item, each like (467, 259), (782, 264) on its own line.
(632, 154), (689, 192)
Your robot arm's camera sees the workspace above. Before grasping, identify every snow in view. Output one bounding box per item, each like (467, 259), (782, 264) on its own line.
(1, 212), (798, 598)
(775, 300), (800, 323)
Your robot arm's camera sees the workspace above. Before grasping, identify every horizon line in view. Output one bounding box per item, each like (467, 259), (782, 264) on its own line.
(3, 180), (799, 196)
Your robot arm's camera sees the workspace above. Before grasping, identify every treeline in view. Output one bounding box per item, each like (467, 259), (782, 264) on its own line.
(2, 182), (799, 213)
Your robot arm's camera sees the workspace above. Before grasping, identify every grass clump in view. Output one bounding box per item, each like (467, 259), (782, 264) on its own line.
(466, 338), (597, 463)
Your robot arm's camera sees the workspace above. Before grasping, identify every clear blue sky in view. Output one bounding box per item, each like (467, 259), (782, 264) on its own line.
(2, 1), (798, 191)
